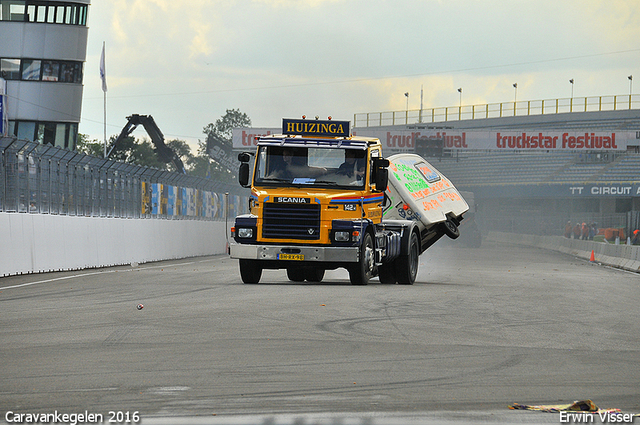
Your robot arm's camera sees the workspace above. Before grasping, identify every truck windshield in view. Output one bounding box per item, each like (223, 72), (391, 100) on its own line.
(254, 146), (367, 188)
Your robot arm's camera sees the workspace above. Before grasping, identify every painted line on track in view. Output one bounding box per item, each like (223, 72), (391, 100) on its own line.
(0, 258), (216, 291)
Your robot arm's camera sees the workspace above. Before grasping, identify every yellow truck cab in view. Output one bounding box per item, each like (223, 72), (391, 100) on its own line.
(230, 118), (468, 285)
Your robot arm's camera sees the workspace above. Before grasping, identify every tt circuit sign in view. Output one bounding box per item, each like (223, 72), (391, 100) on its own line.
(233, 127), (637, 155)
(469, 183), (640, 199)
(568, 184), (640, 197)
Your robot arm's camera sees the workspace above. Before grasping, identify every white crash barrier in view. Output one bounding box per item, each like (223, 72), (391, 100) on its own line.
(487, 231), (640, 273)
(0, 212), (228, 277)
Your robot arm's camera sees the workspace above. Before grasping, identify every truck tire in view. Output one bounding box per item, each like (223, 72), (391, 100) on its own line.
(305, 268), (325, 282)
(442, 218), (460, 239)
(239, 259), (262, 284)
(396, 232), (419, 285)
(287, 268), (305, 282)
(378, 263), (397, 284)
(349, 232), (374, 285)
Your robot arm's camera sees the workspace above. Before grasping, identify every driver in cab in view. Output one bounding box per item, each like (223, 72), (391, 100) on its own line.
(337, 149), (366, 182)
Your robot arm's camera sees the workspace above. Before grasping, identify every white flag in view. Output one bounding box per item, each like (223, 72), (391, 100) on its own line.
(100, 42), (107, 92)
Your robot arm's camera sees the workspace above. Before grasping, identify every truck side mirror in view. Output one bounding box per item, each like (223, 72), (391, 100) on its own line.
(239, 163), (250, 187)
(373, 158), (389, 192)
(238, 152), (252, 187)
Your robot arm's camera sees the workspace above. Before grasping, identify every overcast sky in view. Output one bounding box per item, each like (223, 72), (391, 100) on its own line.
(80, 0), (640, 150)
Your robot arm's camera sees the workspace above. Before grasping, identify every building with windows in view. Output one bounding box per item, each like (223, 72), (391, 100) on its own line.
(0, 0), (89, 150)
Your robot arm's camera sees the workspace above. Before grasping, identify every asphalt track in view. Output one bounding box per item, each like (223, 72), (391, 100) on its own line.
(1, 239), (639, 425)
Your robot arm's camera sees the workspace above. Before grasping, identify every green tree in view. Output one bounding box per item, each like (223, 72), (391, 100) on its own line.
(76, 133), (195, 174)
(127, 138), (164, 169)
(76, 133), (104, 157)
(203, 108), (251, 152)
(188, 154), (212, 179)
(200, 109), (252, 182)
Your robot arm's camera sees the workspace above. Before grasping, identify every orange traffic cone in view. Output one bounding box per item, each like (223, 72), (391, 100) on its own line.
(589, 250), (595, 262)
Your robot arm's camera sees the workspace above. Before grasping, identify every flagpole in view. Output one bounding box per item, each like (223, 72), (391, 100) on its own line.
(100, 41), (107, 158)
(103, 84), (106, 158)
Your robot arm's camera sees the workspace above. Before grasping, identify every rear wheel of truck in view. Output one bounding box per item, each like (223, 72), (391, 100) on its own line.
(305, 268), (325, 282)
(239, 259), (262, 284)
(349, 232), (374, 285)
(287, 268), (305, 282)
(442, 218), (460, 239)
(396, 232), (419, 285)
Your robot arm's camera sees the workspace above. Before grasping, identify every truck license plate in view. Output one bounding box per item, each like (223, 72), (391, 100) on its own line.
(278, 253), (304, 261)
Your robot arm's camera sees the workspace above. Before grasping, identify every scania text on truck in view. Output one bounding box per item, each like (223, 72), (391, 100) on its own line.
(229, 118), (469, 285)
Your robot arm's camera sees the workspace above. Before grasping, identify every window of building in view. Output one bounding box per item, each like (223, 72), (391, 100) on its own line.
(35, 4), (44, 22)
(78, 3), (85, 25)
(1, 1), (88, 26)
(26, 3), (34, 20)
(12, 120), (78, 150)
(9, 1), (25, 22)
(42, 60), (59, 81)
(55, 4), (64, 23)
(22, 59), (41, 80)
(16, 121), (36, 141)
(1, 58), (83, 83)
(60, 62), (72, 82)
(0, 58), (21, 79)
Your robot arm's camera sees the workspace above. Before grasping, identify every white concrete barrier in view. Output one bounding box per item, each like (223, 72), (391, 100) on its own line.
(486, 231), (640, 273)
(0, 212), (229, 276)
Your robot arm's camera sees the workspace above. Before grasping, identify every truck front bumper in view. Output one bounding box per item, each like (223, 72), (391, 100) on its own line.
(230, 243), (359, 263)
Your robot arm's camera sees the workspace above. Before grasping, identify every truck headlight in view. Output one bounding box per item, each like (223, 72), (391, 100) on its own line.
(334, 231), (350, 242)
(237, 228), (253, 238)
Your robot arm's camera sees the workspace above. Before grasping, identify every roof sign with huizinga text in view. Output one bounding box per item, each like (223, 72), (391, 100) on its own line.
(282, 118), (350, 138)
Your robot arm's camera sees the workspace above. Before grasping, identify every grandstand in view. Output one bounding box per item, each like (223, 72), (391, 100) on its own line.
(434, 150), (639, 187)
(355, 105), (640, 239)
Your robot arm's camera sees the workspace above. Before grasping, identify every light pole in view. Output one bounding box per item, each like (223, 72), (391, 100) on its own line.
(419, 85), (423, 123)
(569, 79), (574, 112)
(629, 75), (633, 108)
(404, 92), (409, 124)
(569, 79), (574, 97)
(513, 83), (517, 115)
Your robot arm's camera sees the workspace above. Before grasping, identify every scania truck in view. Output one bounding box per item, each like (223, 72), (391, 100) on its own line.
(229, 118), (469, 285)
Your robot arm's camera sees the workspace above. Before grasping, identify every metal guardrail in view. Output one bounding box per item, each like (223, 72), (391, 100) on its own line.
(354, 94), (639, 127)
(0, 136), (248, 219)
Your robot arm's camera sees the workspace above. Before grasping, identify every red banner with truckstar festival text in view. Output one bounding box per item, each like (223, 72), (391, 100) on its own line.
(233, 128), (638, 154)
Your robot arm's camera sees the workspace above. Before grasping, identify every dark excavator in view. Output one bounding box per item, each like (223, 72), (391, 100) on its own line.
(107, 114), (186, 174)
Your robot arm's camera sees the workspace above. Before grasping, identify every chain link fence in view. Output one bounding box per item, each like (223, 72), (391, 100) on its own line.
(0, 136), (248, 219)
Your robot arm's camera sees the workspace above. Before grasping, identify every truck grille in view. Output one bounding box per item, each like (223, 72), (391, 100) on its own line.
(262, 202), (321, 240)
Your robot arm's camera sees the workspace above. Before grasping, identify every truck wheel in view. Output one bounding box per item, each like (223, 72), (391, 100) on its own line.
(305, 268), (325, 282)
(442, 218), (460, 239)
(396, 232), (419, 285)
(239, 259), (262, 284)
(378, 263), (397, 284)
(349, 232), (374, 285)
(287, 268), (305, 282)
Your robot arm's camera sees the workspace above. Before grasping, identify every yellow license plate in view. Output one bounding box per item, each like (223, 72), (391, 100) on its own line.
(278, 253), (304, 261)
